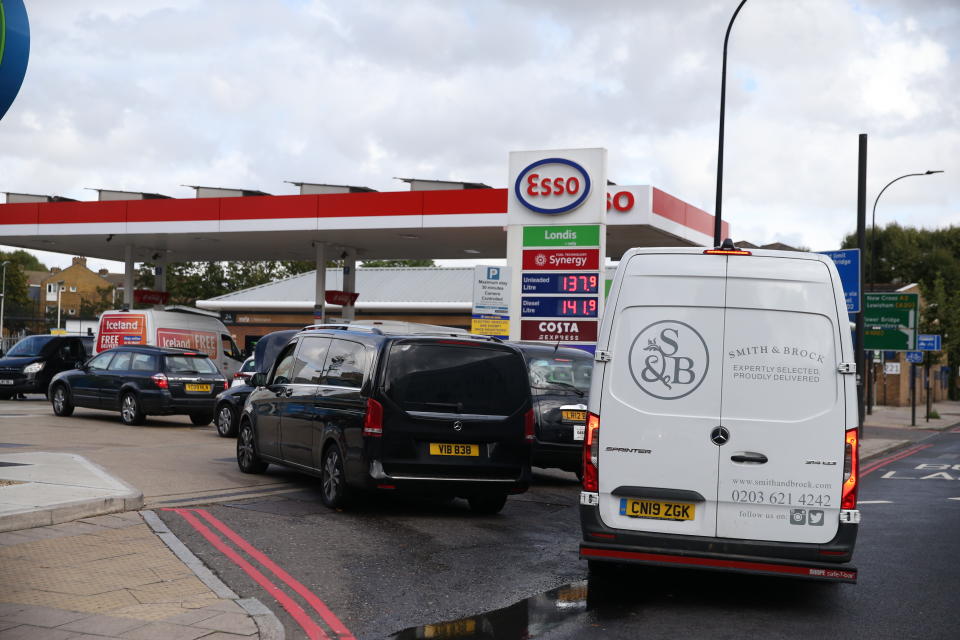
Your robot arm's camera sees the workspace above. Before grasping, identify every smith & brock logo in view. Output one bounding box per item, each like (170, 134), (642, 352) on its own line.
(629, 320), (709, 400)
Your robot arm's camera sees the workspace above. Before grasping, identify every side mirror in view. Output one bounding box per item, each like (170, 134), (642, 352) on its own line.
(251, 372), (266, 387)
(74, 360), (85, 369)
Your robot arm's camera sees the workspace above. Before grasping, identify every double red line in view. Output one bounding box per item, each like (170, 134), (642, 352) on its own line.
(860, 443), (932, 477)
(166, 508), (355, 640)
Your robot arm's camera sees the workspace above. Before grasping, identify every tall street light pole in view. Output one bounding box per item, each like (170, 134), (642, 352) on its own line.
(56, 280), (65, 331)
(866, 169), (944, 415)
(0, 260), (9, 352)
(714, 0), (749, 247)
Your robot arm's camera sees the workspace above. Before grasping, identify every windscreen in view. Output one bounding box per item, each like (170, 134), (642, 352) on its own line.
(165, 354), (219, 374)
(6, 336), (56, 357)
(527, 355), (592, 396)
(385, 342), (527, 415)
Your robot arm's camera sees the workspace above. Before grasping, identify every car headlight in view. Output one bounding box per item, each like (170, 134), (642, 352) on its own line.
(23, 362), (44, 374)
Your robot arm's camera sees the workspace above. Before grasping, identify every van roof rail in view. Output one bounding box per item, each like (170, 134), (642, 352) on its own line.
(302, 323), (384, 335)
(414, 332), (504, 343)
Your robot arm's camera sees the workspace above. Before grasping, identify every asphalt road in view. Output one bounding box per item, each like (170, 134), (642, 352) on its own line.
(4, 396), (958, 639)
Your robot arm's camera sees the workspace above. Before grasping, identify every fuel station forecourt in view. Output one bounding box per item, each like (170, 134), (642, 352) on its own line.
(0, 147), (728, 352)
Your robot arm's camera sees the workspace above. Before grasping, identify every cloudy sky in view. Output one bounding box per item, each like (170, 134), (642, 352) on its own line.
(0, 0), (957, 271)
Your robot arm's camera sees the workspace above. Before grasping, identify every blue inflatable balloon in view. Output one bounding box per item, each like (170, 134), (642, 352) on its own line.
(0, 0), (30, 121)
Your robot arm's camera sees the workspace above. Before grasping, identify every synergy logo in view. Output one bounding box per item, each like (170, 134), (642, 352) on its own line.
(514, 158), (591, 215)
(629, 320), (709, 400)
(0, 0), (30, 121)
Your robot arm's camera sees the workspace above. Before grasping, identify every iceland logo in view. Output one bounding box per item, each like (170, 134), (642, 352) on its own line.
(629, 320), (709, 400)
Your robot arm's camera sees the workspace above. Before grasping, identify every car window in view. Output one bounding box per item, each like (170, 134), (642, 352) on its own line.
(221, 334), (244, 360)
(109, 352), (133, 371)
(88, 352), (115, 371)
(527, 355), (592, 395)
(240, 358), (256, 373)
(385, 343), (528, 415)
(7, 335), (56, 357)
(165, 355), (218, 374)
(292, 337), (331, 384)
(131, 353), (157, 371)
(321, 340), (366, 388)
(58, 340), (84, 361)
(271, 343), (298, 385)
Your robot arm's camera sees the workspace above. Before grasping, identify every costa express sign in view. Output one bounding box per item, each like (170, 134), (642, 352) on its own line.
(514, 158), (591, 214)
(521, 320), (598, 343)
(0, 0), (30, 121)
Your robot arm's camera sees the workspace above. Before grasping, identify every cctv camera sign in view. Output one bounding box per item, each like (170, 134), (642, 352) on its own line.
(508, 149), (607, 225)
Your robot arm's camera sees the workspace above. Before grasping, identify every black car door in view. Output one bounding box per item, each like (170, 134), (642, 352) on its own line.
(70, 351), (115, 408)
(280, 337), (330, 468)
(101, 351), (133, 409)
(252, 341), (298, 459)
(316, 339), (369, 479)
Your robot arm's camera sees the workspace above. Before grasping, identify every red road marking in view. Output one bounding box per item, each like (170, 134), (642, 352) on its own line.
(861, 444), (933, 477)
(193, 508), (356, 640)
(166, 508), (329, 640)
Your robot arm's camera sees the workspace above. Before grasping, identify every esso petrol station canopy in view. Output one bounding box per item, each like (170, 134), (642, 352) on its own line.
(0, 184), (723, 264)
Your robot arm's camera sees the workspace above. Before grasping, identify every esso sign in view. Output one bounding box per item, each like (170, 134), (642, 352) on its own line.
(515, 158), (591, 215)
(606, 190), (636, 212)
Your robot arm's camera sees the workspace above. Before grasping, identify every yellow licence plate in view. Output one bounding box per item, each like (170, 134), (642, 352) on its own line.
(423, 619), (476, 638)
(185, 383), (211, 392)
(561, 409), (586, 422)
(429, 443), (478, 457)
(620, 498), (695, 521)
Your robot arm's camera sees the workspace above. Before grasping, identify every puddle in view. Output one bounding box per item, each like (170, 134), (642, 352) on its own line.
(392, 581), (589, 639)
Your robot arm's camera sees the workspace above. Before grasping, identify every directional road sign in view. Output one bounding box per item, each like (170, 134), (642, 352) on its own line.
(863, 293), (918, 351)
(918, 334), (942, 351)
(819, 249), (861, 313)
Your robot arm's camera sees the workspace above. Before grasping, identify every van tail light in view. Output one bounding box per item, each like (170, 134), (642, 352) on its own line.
(151, 373), (169, 390)
(524, 408), (535, 442)
(841, 428), (859, 509)
(223, 380), (229, 391)
(582, 412), (600, 492)
(363, 398), (384, 437)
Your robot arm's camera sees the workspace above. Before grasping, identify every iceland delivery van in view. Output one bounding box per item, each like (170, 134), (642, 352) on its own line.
(580, 245), (860, 583)
(95, 309), (245, 378)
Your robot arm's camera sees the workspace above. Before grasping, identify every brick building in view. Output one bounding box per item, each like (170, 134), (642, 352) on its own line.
(38, 257), (124, 326)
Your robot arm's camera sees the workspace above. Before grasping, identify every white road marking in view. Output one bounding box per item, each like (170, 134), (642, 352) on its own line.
(858, 500), (893, 504)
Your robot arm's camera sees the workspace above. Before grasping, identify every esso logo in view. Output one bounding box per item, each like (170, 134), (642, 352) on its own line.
(515, 158), (591, 215)
(606, 190), (635, 213)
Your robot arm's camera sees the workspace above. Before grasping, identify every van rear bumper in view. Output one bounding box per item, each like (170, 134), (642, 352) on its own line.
(580, 504), (858, 582)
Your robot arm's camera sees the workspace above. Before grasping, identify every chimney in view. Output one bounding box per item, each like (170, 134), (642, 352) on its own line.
(98, 268), (109, 276)
(72, 256), (87, 267)
(50, 267), (61, 274)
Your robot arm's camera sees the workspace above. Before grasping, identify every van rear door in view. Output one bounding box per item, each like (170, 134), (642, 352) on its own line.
(597, 253), (726, 537)
(716, 255), (847, 543)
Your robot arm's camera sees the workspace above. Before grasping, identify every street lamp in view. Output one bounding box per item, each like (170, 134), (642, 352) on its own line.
(714, 0), (749, 246)
(0, 260), (8, 351)
(866, 169), (944, 414)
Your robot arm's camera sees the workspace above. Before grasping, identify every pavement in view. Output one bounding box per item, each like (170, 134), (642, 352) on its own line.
(0, 399), (957, 640)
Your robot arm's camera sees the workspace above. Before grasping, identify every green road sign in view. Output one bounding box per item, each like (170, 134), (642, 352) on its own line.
(863, 293), (918, 350)
(523, 225), (600, 247)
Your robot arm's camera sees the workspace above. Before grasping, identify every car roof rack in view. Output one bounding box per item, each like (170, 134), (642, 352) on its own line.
(411, 332), (504, 343)
(301, 323), (384, 335)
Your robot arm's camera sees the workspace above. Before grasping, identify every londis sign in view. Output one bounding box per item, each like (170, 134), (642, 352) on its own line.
(514, 158), (591, 214)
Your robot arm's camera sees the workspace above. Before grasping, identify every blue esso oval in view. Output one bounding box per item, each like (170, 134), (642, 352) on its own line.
(514, 158), (592, 215)
(0, 0), (31, 121)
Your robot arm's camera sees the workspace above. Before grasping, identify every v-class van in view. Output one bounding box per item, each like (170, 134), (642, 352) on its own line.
(580, 244), (860, 583)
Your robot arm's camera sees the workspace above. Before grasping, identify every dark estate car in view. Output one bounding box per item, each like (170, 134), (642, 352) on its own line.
(0, 335), (89, 398)
(237, 324), (534, 514)
(49, 345), (227, 425)
(515, 343), (593, 477)
(214, 330), (298, 437)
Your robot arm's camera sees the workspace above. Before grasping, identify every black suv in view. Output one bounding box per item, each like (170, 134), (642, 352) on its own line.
(237, 324), (534, 514)
(0, 335), (89, 398)
(515, 343), (593, 477)
(49, 345), (227, 425)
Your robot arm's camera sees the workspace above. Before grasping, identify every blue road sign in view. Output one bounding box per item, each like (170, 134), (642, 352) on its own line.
(906, 351), (923, 364)
(819, 249), (861, 313)
(918, 334), (941, 351)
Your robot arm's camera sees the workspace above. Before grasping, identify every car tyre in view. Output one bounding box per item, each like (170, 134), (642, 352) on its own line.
(120, 392), (145, 425)
(587, 559), (618, 579)
(51, 384), (74, 417)
(0, 392), (13, 400)
(215, 403), (238, 437)
(467, 493), (508, 515)
(190, 413), (213, 426)
(237, 420), (268, 474)
(320, 444), (350, 510)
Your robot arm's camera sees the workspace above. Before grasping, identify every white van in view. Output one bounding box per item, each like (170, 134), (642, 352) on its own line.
(95, 308), (245, 378)
(580, 245), (860, 583)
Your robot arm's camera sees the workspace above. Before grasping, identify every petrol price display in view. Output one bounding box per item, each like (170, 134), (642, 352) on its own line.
(522, 296), (599, 318)
(522, 273), (600, 294)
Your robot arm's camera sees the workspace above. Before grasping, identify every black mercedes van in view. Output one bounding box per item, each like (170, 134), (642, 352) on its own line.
(237, 324), (534, 514)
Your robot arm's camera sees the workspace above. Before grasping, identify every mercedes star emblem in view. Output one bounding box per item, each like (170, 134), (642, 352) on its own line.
(453, 420), (463, 431)
(710, 426), (730, 446)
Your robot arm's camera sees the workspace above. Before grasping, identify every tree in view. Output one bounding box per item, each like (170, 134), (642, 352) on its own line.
(360, 259), (435, 268)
